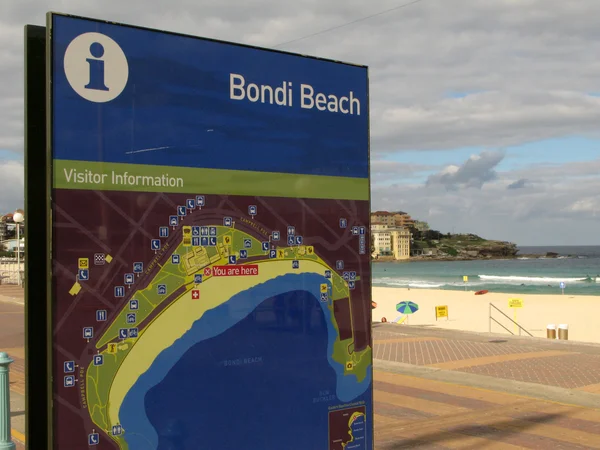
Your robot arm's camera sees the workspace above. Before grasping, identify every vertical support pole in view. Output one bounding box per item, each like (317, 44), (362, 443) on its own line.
(16, 225), (20, 286)
(0, 352), (16, 450)
(488, 303), (492, 333)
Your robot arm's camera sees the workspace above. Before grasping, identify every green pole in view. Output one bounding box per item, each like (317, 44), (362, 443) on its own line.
(0, 352), (16, 450)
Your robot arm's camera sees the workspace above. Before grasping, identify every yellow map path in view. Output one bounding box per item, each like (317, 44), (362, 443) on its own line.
(343, 411), (366, 449)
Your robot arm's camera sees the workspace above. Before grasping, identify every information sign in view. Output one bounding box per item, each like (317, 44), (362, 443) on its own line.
(47, 12), (371, 449)
(508, 298), (524, 308)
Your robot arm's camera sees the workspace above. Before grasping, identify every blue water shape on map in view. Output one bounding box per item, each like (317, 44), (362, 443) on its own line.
(119, 272), (372, 449)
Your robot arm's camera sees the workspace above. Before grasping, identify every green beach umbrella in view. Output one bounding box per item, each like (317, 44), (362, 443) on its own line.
(396, 301), (419, 314)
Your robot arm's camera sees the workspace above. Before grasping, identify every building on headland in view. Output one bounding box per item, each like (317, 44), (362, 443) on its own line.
(371, 223), (411, 260)
(370, 211), (415, 228)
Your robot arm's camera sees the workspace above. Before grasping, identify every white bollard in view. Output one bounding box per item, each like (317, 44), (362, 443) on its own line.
(558, 324), (569, 340)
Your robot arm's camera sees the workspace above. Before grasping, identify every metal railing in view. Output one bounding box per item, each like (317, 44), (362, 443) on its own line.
(0, 260), (23, 286)
(488, 303), (532, 337)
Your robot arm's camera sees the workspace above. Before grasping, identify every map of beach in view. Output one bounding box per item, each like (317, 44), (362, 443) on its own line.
(53, 191), (373, 449)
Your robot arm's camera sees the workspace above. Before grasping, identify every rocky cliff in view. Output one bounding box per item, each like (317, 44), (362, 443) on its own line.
(411, 235), (519, 260)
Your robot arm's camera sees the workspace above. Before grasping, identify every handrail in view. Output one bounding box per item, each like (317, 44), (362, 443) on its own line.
(490, 317), (514, 335)
(489, 303), (533, 337)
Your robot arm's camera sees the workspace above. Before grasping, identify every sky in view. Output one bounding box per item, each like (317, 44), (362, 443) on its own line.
(1, 0), (599, 245)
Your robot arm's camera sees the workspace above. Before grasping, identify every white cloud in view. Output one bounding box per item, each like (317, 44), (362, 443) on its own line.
(374, 91), (600, 152)
(426, 150), (505, 189)
(0, 160), (24, 214)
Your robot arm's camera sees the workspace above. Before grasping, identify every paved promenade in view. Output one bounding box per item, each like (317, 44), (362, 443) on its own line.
(373, 323), (600, 448)
(3, 285), (600, 449)
(0, 286), (25, 449)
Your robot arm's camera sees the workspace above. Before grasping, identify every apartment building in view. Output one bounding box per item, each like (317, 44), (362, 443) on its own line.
(371, 223), (411, 260)
(371, 211), (415, 228)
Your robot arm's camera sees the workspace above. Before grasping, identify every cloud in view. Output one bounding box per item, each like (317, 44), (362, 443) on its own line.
(373, 91), (600, 153)
(370, 159), (437, 183)
(373, 167), (600, 245)
(426, 150), (505, 190)
(507, 178), (527, 189)
(568, 197), (599, 216)
(0, 160), (24, 214)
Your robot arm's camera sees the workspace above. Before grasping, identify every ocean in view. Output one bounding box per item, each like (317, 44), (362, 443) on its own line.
(373, 246), (600, 296)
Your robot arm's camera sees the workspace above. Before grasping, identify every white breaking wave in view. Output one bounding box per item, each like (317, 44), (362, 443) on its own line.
(478, 275), (589, 284)
(375, 277), (444, 289)
(374, 274), (598, 289)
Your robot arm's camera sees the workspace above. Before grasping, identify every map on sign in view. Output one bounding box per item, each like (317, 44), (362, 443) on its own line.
(49, 13), (372, 450)
(55, 193), (371, 449)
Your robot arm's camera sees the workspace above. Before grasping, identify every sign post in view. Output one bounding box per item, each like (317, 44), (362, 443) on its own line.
(39, 12), (373, 450)
(559, 281), (566, 295)
(508, 298), (524, 334)
(463, 275), (468, 291)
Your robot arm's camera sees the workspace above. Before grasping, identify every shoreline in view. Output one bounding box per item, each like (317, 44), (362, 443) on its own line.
(371, 286), (600, 344)
(372, 285), (598, 296)
(372, 255), (587, 263)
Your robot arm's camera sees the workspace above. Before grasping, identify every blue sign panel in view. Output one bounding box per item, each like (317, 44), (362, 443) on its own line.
(49, 13), (371, 450)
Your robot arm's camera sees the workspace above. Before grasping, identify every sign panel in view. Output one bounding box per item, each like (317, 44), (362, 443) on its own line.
(435, 305), (448, 320)
(49, 13), (371, 450)
(508, 298), (524, 308)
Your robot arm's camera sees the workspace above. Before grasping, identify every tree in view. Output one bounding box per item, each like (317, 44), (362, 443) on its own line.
(424, 230), (443, 241)
(407, 225), (421, 241)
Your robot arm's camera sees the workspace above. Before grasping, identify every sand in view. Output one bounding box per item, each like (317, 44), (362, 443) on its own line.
(372, 286), (600, 344)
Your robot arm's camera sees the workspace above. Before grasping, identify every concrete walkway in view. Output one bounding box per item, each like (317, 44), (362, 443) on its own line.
(0, 286), (25, 448)
(373, 323), (600, 448)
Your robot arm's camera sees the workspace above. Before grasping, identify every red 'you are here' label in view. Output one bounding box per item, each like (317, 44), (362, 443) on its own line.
(211, 265), (259, 277)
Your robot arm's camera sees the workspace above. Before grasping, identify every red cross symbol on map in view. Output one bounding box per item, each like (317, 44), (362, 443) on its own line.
(192, 290), (200, 300)
(204, 267), (212, 276)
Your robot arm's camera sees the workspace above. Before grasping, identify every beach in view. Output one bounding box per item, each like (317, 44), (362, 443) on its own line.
(372, 286), (600, 344)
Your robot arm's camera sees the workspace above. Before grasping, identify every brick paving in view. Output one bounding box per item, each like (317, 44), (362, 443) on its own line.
(374, 371), (600, 449)
(373, 323), (600, 391)
(0, 300), (25, 398)
(461, 353), (600, 389)
(0, 285), (24, 304)
(374, 336), (543, 366)
(372, 323), (600, 447)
